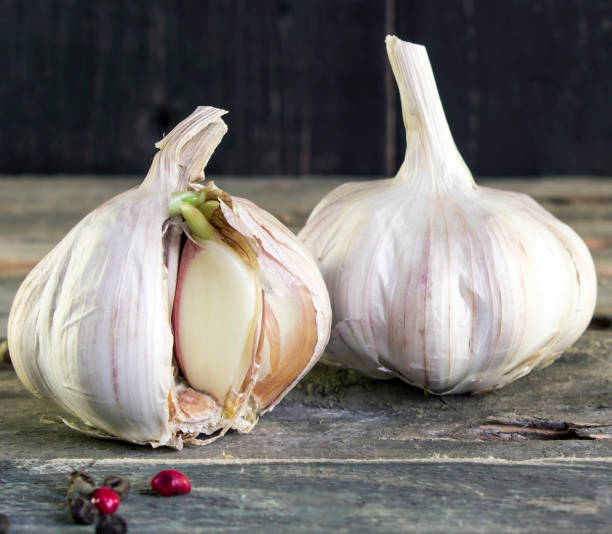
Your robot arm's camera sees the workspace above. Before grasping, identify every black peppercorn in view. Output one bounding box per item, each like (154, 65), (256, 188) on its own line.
(68, 470), (96, 487)
(102, 475), (131, 499)
(67, 470), (95, 504)
(96, 514), (128, 534)
(70, 496), (99, 525)
(0, 513), (9, 534)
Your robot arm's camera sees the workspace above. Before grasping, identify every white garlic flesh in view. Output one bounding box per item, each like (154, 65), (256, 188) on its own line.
(299, 37), (597, 395)
(173, 239), (258, 403)
(8, 107), (332, 448)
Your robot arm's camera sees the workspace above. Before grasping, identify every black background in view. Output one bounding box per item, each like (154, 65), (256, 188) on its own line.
(2, 0), (611, 177)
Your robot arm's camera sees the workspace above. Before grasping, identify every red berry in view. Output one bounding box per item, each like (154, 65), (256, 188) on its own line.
(150, 469), (191, 496)
(91, 487), (120, 515)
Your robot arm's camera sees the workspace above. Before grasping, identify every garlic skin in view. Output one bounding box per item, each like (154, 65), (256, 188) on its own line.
(8, 107), (331, 448)
(299, 36), (597, 394)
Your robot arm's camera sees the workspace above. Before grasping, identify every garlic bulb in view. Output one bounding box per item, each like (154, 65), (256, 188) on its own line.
(8, 107), (331, 448)
(299, 36), (597, 395)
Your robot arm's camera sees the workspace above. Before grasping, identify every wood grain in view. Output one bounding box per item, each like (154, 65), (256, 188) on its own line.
(2, 1), (611, 176)
(1, 460), (610, 533)
(395, 0), (612, 176)
(1, 0), (387, 176)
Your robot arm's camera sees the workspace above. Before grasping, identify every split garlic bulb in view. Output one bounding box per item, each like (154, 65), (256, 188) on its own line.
(299, 36), (597, 394)
(8, 107), (331, 448)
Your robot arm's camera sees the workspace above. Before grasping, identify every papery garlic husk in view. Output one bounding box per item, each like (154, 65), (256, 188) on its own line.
(299, 36), (597, 395)
(8, 107), (331, 448)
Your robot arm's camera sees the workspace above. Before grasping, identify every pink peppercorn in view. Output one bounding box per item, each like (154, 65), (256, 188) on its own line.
(150, 469), (191, 496)
(91, 487), (120, 515)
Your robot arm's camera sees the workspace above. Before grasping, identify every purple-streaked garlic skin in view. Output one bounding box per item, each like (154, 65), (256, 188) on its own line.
(299, 37), (596, 394)
(226, 197), (331, 410)
(301, 179), (596, 394)
(8, 107), (228, 448)
(7, 107), (331, 448)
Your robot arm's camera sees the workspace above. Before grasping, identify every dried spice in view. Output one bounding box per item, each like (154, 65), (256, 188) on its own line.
(69, 496), (99, 525)
(66, 471), (95, 503)
(91, 488), (120, 515)
(151, 469), (191, 496)
(102, 476), (131, 500)
(96, 514), (127, 534)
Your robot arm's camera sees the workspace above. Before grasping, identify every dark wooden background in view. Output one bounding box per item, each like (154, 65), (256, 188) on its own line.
(2, 0), (611, 177)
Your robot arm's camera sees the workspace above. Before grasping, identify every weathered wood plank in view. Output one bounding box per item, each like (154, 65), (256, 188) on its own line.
(4, 2), (612, 176)
(1, 176), (612, 243)
(395, 0), (612, 176)
(1, 460), (610, 533)
(1, 0), (388, 176)
(1, 323), (610, 529)
(2, 328), (611, 462)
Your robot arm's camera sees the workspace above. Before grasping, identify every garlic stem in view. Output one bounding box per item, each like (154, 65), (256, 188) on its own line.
(168, 191), (206, 216)
(386, 36), (474, 189)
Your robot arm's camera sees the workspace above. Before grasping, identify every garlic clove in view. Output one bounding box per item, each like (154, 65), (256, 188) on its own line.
(220, 197), (331, 410)
(8, 106), (332, 448)
(172, 238), (259, 404)
(299, 37), (597, 394)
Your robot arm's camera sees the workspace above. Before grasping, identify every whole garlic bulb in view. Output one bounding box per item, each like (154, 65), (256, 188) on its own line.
(8, 107), (331, 448)
(299, 36), (597, 394)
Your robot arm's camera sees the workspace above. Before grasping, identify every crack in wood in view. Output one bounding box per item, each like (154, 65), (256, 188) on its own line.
(477, 417), (612, 441)
(588, 315), (612, 330)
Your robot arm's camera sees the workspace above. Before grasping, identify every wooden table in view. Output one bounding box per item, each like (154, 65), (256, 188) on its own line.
(1, 176), (611, 533)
